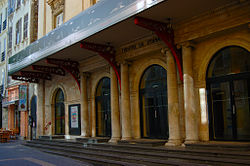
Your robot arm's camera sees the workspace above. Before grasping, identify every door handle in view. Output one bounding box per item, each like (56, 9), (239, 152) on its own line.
(233, 105), (236, 115)
(154, 110), (157, 118)
(105, 114), (107, 120)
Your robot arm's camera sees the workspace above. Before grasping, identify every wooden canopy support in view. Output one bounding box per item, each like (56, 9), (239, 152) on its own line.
(12, 75), (39, 83)
(46, 58), (80, 90)
(134, 16), (183, 81)
(80, 41), (121, 89)
(20, 71), (52, 80)
(32, 65), (65, 76)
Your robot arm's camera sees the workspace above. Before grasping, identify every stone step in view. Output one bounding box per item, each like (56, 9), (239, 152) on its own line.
(24, 140), (250, 165)
(39, 135), (65, 140)
(185, 142), (250, 151)
(118, 139), (167, 147)
(25, 143), (202, 166)
(76, 137), (110, 143)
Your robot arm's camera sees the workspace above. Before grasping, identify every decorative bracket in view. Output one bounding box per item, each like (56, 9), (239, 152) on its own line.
(46, 58), (80, 90)
(32, 65), (65, 76)
(134, 17), (183, 81)
(12, 75), (39, 83)
(80, 41), (121, 89)
(20, 71), (52, 80)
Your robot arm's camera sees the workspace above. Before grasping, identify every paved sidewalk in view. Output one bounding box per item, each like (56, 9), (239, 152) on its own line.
(0, 140), (92, 166)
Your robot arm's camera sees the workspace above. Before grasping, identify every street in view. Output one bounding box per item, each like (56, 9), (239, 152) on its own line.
(0, 140), (91, 166)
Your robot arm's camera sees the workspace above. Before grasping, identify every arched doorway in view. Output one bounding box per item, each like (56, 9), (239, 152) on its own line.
(207, 46), (250, 141)
(55, 89), (65, 135)
(30, 96), (37, 139)
(95, 77), (111, 137)
(139, 65), (168, 139)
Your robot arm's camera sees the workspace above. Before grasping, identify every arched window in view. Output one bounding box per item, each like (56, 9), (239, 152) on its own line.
(139, 65), (168, 139)
(207, 46), (250, 141)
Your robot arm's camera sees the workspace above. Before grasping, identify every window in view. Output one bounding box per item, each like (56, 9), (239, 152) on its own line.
(23, 14), (28, 39)
(8, 0), (15, 15)
(55, 12), (63, 28)
(16, 19), (22, 45)
(8, 27), (12, 49)
(3, 8), (7, 31)
(16, 0), (21, 9)
(2, 39), (6, 61)
(0, 13), (2, 33)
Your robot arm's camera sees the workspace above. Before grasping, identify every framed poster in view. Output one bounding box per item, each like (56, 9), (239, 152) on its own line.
(19, 85), (27, 111)
(69, 104), (81, 135)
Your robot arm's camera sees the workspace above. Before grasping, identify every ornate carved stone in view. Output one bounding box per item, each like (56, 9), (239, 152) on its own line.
(47, 0), (65, 14)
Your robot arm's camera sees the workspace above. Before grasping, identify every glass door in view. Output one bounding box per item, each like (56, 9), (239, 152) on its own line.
(233, 79), (250, 140)
(209, 78), (250, 140)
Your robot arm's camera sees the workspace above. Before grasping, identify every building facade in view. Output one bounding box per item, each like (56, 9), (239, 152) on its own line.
(2, 0), (38, 139)
(0, 0), (9, 129)
(8, 0), (250, 144)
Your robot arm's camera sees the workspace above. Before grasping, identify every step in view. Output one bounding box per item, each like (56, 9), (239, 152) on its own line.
(118, 139), (167, 147)
(25, 143), (194, 166)
(76, 137), (110, 143)
(185, 141), (250, 151)
(24, 140), (250, 165)
(39, 135), (65, 140)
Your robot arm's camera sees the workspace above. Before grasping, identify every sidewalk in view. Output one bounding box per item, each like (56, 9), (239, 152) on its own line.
(0, 140), (92, 166)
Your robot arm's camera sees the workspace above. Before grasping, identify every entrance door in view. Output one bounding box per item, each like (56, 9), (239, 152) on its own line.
(30, 96), (37, 139)
(207, 46), (250, 141)
(55, 89), (65, 135)
(96, 77), (111, 137)
(140, 65), (168, 139)
(209, 78), (250, 140)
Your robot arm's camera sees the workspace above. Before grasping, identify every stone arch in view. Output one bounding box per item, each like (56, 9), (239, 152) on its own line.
(130, 58), (167, 139)
(195, 36), (250, 141)
(197, 37), (250, 83)
(49, 84), (67, 135)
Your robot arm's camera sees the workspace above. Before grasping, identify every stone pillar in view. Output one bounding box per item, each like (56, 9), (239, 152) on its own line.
(165, 50), (182, 146)
(36, 81), (45, 137)
(65, 102), (69, 137)
(109, 67), (121, 143)
(80, 73), (90, 137)
(120, 62), (132, 140)
(182, 42), (199, 143)
(91, 97), (96, 137)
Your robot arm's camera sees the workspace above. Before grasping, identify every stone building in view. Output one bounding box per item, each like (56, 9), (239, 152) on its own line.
(8, 0), (250, 144)
(3, 0), (38, 139)
(0, 0), (9, 129)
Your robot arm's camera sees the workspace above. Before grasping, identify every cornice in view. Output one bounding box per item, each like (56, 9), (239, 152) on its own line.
(174, 1), (250, 43)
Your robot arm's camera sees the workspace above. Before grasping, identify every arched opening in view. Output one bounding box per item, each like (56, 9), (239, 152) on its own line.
(207, 46), (250, 141)
(30, 96), (37, 139)
(54, 88), (65, 135)
(95, 77), (111, 137)
(139, 65), (168, 139)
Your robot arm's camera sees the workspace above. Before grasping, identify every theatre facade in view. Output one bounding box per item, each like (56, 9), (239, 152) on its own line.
(8, 0), (250, 144)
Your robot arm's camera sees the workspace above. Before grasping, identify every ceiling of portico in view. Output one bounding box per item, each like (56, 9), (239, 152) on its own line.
(15, 0), (236, 74)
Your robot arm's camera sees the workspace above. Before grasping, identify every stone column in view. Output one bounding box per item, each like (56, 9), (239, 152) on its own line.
(165, 49), (182, 146)
(64, 102), (69, 137)
(182, 42), (199, 143)
(120, 62), (132, 140)
(80, 73), (90, 137)
(36, 81), (45, 137)
(91, 97), (96, 137)
(109, 67), (121, 143)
